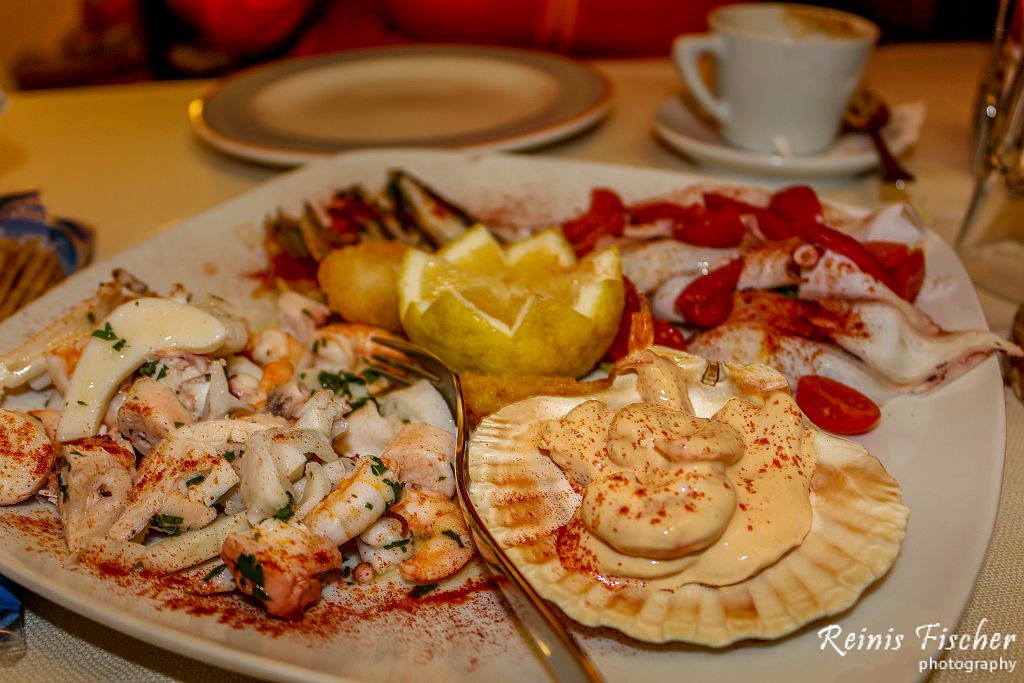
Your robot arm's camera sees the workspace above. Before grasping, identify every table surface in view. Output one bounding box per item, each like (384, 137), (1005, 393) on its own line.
(0, 41), (1020, 683)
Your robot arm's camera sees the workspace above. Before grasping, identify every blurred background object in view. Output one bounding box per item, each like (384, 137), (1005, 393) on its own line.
(0, 0), (999, 91)
(0, 0), (999, 90)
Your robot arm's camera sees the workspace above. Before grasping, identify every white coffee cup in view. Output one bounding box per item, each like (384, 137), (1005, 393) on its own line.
(673, 3), (879, 155)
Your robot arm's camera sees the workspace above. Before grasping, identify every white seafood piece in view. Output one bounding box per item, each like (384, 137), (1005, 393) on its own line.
(620, 239), (737, 293)
(381, 422), (456, 497)
(56, 435), (136, 552)
(107, 419), (267, 540)
(57, 298), (228, 442)
(379, 379), (455, 433)
(302, 456), (401, 546)
(807, 300), (1023, 392)
(43, 336), (88, 395)
(294, 389), (348, 441)
(799, 251), (938, 333)
(333, 402), (402, 457)
(688, 322), (902, 403)
(276, 291), (330, 346)
(226, 356), (263, 406)
(0, 271), (142, 398)
(78, 512), (249, 575)
(196, 296), (249, 357)
(117, 377), (193, 456)
(266, 378), (314, 419)
(238, 425), (335, 524)
(468, 349), (909, 646)
(845, 202), (927, 246)
(0, 409), (56, 505)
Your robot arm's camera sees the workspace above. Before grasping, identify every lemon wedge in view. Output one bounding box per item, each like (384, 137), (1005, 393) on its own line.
(398, 225), (624, 377)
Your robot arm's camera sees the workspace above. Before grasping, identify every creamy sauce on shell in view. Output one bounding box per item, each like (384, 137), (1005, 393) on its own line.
(542, 391), (815, 587)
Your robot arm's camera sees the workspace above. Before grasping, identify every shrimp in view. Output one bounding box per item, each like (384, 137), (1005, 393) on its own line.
(221, 518), (341, 619)
(253, 359), (294, 409)
(388, 487), (473, 584)
(247, 328), (306, 367)
(356, 514), (412, 575)
(381, 422), (456, 498)
(301, 456), (402, 546)
(311, 323), (406, 374)
(0, 409), (55, 505)
(56, 435), (135, 552)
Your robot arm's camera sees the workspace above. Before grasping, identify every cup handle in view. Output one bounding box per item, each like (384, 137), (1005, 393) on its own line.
(673, 34), (730, 124)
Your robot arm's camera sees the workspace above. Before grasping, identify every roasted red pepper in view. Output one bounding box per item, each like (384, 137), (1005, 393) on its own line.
(561, 188), (626, 256)
(769, 185), (823, 225)
(675, 258), (745, 329)
(794, 222), (891, 285)
(865, 241), (926, 302)
(704, 192), (793, 240)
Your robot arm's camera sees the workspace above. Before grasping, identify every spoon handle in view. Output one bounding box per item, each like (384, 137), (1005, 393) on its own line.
(869, 129), (915, 183)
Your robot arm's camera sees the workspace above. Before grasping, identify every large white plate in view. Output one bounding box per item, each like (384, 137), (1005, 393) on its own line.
(0, 150), (1005, 682)
(653, 97), (924, 179)
(190, 45), (613, 166)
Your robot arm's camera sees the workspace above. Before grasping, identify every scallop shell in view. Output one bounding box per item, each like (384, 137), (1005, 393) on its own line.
(468, 349), (909, 646)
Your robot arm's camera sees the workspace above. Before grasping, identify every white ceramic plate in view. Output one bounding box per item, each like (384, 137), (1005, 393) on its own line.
(0, 150), (1004, 683)
(189, 45), (613, 166)
(653, 97), (924, 179)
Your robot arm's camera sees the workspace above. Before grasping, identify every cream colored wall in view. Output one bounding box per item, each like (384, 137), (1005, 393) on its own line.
(0, 0), (80, 89)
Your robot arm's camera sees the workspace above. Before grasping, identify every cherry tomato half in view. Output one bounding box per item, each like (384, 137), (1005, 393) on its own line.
(653, 319), (688, 350)
(675, 258), (744, 329)
(795, 375), (881, 435)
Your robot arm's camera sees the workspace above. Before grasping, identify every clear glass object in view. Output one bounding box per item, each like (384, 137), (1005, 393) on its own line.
(960, 0), (1024, 302)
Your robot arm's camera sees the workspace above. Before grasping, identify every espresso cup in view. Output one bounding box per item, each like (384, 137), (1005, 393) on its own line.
(673, 3), (879, 155)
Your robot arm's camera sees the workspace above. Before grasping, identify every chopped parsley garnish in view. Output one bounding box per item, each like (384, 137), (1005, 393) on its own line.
(56, 473), (68, 502)
(383, 478), (404, 510)
(77, 400), (87, 406)
(185, 474), (205, 488)
(342, 565), (352, 578)
(272, 491), (295, 521)
(301, 308), (313, 318)
(222, 450), (236, 462)
(409, 583), (439, 598)
(773, 284), (800, 299)
(369, 456), (387, 476)
(91, 322), (117, 340)
(174, 421), (184, 429)
(364, 502), (373, 510)
(235, 553), (271, 601)
(86, 312), (96, 324)
(203, 564), (227, 582)
(442, 530), (465, 548)
(151, 514), (185, 536)
(360, 368), (382, 384)
(383, 537), (411, 550)
(317, 370), (377, 412)
(112, 338), (127, 351)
